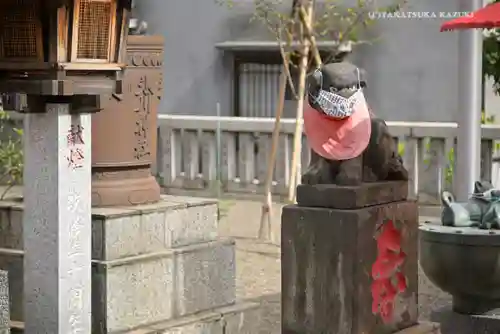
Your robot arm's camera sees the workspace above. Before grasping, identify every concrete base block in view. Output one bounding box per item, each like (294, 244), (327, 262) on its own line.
(0, 253), (21, 323)
(0, 271), (9, 334)
(0, 196), (234, 333)
(0, 195), (219, 261)
(125, 302), (260, 334)
(94, 238), (236, 333)
(92, 195), (219, 260)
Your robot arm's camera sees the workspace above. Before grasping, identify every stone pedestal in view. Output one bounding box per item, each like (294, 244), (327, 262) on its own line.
(281, 182), (420, 334)
(0, 195), (256, 333)
(23, 105), (92, 333)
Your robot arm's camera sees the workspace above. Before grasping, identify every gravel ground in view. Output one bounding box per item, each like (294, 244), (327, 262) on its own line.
(219, 200), (282, 334)
(219, 200), (500, 334)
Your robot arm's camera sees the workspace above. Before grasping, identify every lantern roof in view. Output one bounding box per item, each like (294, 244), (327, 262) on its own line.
(0, 0), (133, 96)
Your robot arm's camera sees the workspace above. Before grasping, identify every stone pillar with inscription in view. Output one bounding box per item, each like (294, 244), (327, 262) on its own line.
(23, 101), (92, 333)
(91, 35), (162, 207)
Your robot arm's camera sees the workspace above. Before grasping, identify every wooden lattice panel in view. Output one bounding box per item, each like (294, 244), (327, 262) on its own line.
(0, 0), (43, 60)
(75, 0), (115, 60)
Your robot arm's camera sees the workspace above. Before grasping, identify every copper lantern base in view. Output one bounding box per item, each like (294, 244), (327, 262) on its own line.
(91, 36), (163, 207)
(91, 167), (160, 207)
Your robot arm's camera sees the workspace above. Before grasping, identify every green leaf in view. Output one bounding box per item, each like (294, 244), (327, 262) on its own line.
(0, 111), (23, 193)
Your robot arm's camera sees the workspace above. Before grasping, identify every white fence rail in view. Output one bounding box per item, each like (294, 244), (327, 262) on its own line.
(4, 113), (499, 203)
(156, 115), (500, 203)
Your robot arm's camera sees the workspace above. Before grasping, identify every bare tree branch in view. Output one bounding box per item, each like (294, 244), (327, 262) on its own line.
(277, 29), (298, 99)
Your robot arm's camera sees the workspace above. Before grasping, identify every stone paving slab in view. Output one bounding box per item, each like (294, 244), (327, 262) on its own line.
(394, 322), (440, 334)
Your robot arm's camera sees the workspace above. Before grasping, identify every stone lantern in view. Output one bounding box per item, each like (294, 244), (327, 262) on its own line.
(0, 0), (133, 332)
(0, 0), (131, 98)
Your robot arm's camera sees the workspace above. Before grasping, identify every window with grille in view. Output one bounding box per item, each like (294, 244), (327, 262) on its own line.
(236, 62), (298, 118)
(72, 0), (116, 62)
(0, 0), (43, 61)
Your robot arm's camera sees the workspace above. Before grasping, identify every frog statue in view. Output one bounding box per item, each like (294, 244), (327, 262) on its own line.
(441, 181), (500, 229)
(301, 61), (408, 185)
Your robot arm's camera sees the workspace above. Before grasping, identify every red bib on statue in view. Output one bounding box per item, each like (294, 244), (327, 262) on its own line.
(303, 99), (371, 161)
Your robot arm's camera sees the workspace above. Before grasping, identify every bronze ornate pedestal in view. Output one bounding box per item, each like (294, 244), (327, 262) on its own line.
(91, 35), (163, 207)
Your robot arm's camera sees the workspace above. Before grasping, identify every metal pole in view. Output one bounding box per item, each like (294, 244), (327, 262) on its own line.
(455, 0), (483, 201)
(216, 102), (222, 199)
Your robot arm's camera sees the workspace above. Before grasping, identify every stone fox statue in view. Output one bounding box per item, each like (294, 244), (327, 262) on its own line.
(301, 61), (408, 185)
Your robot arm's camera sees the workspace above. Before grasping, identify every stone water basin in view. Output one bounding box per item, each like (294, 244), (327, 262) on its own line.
(419, 221), (500, 314)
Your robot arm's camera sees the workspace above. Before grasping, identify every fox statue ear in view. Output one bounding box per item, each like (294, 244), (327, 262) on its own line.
(307, 68), (322, 96)
(359, 68), (368, 88)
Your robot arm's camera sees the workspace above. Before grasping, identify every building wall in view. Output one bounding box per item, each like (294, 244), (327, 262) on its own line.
(351, 0), (461, 122)
(134, 0), (239, 116)
(137, 0), (499, 122)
